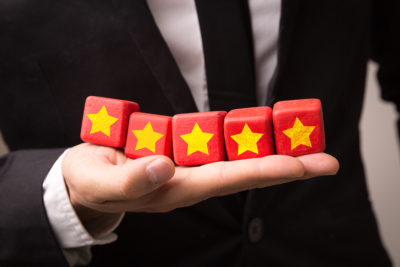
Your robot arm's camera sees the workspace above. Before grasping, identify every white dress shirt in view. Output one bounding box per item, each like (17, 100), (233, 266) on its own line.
(42, 0), (281, 265)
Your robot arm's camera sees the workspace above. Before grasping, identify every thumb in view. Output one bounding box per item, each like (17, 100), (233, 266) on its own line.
(119, 156), (176, 199)
(80, 155), (175, 203)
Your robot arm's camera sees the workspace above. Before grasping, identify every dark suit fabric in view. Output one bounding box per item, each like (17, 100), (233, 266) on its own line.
(0, 0), (398, 266)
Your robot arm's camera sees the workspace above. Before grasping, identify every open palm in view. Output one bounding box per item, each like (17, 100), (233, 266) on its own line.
(62, 143), (339, 221)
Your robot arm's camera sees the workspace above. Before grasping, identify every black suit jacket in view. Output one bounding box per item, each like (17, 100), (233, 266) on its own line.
(0, 0), (399, 266)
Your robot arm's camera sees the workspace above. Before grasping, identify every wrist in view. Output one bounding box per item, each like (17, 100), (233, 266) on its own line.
(69, 190), (124, 237)
(65, 182), (106, 223)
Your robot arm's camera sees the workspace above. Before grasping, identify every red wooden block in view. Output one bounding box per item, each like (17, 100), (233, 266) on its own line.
(273, 99), (325, 156)
(224, 107), (274, 161)
(125, 112), (173, 160)
(172, 111), (227, 166)
(81, 96), (139, 147)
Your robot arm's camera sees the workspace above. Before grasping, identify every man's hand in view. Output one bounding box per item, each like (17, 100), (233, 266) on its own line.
(62, 143), (339, 222)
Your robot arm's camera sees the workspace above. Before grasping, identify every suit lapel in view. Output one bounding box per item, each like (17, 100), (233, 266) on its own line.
(110, 0), (198, 114)
(266, 0), (301, 106)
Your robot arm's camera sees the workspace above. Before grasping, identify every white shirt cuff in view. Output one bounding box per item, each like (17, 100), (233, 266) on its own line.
(43, 149), (125, 266)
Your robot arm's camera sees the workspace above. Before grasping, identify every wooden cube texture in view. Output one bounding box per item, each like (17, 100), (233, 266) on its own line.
(81, 96), (139, 147)
(172, 111), (227, 166)
(224, 107), (274, 161)
(125, 112), (173, 160)
(273, 99), (325, 156)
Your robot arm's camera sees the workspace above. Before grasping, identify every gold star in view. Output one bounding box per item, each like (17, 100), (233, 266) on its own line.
(87, 105), (118, 137)
(283, 117), (315, 150)
(231, 124), (263, 155)
(132, 122), (164, 153)
(180, 123), (214, 156)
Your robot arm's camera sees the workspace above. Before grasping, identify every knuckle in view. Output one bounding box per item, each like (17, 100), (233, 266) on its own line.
(80, 190), (101, 204)
(118, 170), (141, 199)
(215, 162), (236, 193)
(216, 163), (228, 191)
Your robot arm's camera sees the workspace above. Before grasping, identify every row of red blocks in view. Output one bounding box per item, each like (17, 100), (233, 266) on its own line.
(81, 96), (325, 166)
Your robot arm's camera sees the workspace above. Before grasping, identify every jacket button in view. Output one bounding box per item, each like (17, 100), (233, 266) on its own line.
(248, 217), (264, 243)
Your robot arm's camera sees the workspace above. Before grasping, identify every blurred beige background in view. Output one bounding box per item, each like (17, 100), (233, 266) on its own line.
(0, 61), (399, 265)
(361, 61), (400, 266)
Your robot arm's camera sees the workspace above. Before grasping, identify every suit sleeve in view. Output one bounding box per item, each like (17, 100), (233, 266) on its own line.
(0, 149), (69, 266)
(371, 0), (400, 136)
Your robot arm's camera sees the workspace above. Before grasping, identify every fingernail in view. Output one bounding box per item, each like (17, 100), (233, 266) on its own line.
(146, 159), (173, 185)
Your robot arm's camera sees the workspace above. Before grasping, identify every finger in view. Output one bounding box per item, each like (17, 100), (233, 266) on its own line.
(150, 153), (338, 207)
(118, 156), (176, 199)
(91, 155), (304, 212)
(296, 152), (339, 179)
(153, 153), (338, 210)
(72, 154), (175, 204)
(91, 153), (339, 213)
(108, 155), (305, 211)
(175, 155), (306, 198)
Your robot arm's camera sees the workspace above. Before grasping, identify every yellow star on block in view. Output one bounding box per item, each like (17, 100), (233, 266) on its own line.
(87, 105), (118, 137)
(180, 123), (214, 156)
(231, 124), (263, 155)
(283, 117), (315, 150)
(132, 122), (164, 153)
